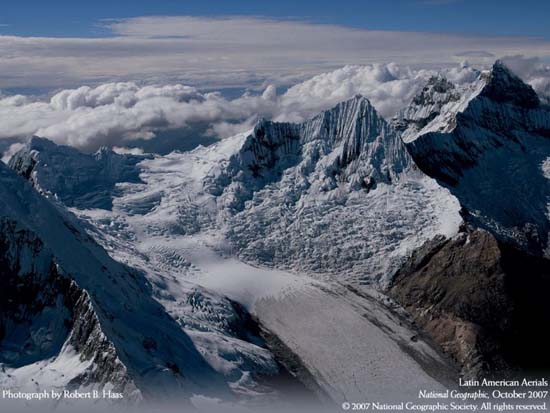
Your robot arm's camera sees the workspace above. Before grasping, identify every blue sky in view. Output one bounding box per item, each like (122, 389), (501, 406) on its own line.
(0, 0), (549, 92)
(1, 0), (550, 39)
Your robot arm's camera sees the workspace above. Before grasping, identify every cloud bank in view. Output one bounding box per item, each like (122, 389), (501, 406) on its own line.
(0, 60), (531, 156)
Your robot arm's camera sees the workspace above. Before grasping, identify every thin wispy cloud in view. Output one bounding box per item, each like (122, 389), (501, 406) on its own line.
(0, 15), (548, 90)
(455, 51), (496, 58)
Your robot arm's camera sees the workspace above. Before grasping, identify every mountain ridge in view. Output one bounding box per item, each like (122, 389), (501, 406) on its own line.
(8, 136), (150, 210)
(3, 60), (550, 407)
(398, 61), (550, 255)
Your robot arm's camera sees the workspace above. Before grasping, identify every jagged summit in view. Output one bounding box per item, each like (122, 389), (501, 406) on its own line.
(94, 144), (115, 159)
(393, 75), (462, 138)
(303, 94), (413, 180)
(396, 61), (542, 143)
(27, 135), (58, 150)
(412, 76), (457, 106)
(214, 95), (413, 213)
(480, 60), (540, 109)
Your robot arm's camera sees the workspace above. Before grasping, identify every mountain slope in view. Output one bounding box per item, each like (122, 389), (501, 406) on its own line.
(10, 96), (461, 286)
(0, 161), (235, 404)
(389, 228), (550, 379)
(2, 144), (331, 409)
(5, 95), (463, 405)
(396, 61), (550, 255)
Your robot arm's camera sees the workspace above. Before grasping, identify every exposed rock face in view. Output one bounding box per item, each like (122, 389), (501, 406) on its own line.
(479, 61), (540, 109)
(0, 217), (136, 395)
(8, 137), (149, 210)
(389, 229), (550, 379)
(398, 61), (550, 256)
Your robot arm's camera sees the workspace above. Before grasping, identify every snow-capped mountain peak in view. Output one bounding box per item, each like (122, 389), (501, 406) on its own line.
(392, 75), (461, 137)
(210, 95), (414, 214)
(479, 60), (540, 109)
(396, 61), (543, 144)
(400, 61), (550, 255)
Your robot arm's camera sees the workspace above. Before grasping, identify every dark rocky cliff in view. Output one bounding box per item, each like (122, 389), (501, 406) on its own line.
(389, 228), (550, 379)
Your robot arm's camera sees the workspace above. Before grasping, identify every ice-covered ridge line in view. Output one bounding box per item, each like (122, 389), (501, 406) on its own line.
(395, 73), (486, 143)
(396, 60), (543, 144)
(8, 136), (150, 210)
(298, 95), (411, 175)
(208, 95), (415, 215)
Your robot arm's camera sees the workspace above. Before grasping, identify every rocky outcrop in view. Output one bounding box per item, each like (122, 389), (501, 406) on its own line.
(389, 228), (550, 379)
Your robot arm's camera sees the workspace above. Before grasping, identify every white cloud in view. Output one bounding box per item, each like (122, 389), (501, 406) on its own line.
(112, 146), (145, 155)
(0, 62), (487, 153)
(0, 54), (548, 156)
(501, 55), (550, 101)
(0, 15), (549, 90)
(1, 142), (24, 163)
